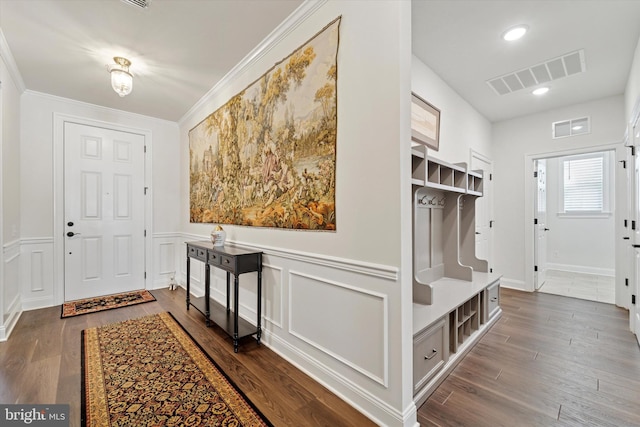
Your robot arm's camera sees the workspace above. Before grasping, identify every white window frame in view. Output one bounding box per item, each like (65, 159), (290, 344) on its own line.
(558, 150), (612, 218)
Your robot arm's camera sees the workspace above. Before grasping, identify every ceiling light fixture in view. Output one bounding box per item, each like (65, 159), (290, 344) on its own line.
(532, 87), (549, 95)
(502, 25), (528, 41)
(108, 56), (133, 97)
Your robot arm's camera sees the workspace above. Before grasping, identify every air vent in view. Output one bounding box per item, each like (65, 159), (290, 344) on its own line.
(553, 117), (590, 139)
(121, 0), (150, 9)
(487, 49), (586, 96)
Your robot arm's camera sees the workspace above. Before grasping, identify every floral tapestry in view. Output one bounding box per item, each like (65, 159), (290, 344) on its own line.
(189, 17), (340, 230)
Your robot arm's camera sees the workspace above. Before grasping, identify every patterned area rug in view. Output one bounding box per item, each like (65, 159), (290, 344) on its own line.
(61, 290), (156, 318)
(81, 312), (271, 427)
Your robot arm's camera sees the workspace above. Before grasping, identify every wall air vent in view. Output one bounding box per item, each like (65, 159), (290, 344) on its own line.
(552, 116), (590, 139)
(487, 49), (586, 96)
(121, 0), (150, 9)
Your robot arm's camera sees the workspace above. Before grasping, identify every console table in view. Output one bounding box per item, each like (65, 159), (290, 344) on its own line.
(185, 241), (263, 353)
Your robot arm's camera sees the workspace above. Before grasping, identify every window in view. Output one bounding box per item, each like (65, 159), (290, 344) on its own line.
(560, 151), (611, 215)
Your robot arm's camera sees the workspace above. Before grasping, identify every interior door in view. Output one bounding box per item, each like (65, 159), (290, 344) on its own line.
(534, 159), (548, 290)
(471, 153), (493, 267)
(633, 118), (640, 345)
(64, 122), (146, 301)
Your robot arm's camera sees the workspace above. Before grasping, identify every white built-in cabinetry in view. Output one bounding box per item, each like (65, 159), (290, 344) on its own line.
(411, 144), (502, 406)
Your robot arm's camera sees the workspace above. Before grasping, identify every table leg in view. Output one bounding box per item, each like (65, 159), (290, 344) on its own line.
(226, 271), (230, 312)
(233, 274), (239, 353)
(186, 255), (191, 310)
(205, 263), (211, 326)
(257, 265), (262, 345)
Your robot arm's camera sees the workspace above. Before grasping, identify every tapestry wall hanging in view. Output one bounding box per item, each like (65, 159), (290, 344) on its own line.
(189, 17), (341, 230)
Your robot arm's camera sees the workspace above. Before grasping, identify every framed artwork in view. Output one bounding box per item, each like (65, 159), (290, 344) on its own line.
(188, 17), (340, 230)
(411, 93), (440, 151)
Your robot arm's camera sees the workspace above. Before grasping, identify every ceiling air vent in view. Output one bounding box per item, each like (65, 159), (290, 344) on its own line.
(121, 0), (150, 9)
(487, 49), (586, 96)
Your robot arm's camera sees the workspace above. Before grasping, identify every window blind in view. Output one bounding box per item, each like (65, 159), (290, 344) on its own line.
(563, 155), (603, 211)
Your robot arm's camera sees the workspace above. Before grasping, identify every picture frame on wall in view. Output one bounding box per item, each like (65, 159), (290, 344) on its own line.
(411, 92), (441, 151)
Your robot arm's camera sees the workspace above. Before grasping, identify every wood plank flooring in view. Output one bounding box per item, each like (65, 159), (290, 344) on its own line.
(418, 288), (640, 427)
(0, 288), (375, 427)
(2, 287), (639, 426)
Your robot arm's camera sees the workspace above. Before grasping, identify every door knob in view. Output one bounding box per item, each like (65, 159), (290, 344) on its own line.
(67, 221), (74, 227)
(67, 232), (81, 237)
(544, 228), (550, 231)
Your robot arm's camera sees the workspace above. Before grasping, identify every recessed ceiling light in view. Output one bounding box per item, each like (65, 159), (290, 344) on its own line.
(502, 25), (528, 41)
(532, 87), (549, 95)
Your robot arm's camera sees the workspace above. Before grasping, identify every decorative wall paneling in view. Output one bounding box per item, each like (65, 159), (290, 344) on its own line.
(20, 238), (54, 310)
(2, 240), (22, 340)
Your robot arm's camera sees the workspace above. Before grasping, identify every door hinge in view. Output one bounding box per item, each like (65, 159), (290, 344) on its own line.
(490, 220), (494, 228)
(533, 171), (538, 178)
(490, 268), (493, 273)
(633, 220), (637, 231)
(144, 187), (148, 195)
(620, 160), (627, 169)
(632, 294), (636, 305)
(144, 145), (147, 153)
(534, 265), (538, 272)
(144, 230), (147, 237)
(632, 146), (636, 156)
(534, 218), (538, 225)
(489, 173), (493, 181)
(625, 219), (628, 228)
(145, 272), (147, 279)
(626, 278), (629, 287)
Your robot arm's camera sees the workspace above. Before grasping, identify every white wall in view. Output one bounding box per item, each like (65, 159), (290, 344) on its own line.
(19, 91), (181, 309)
(493, 95), (625, 290)
(411, 56), (492, 164)
(178, 1), (414, 426)
(1, 35), (23, 340)
(545, 156), (615, 276)
(625, 34), (640, 121)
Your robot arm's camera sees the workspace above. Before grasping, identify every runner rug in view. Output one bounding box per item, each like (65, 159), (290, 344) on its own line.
(81, 312), (271, 427)
(61, 290), (156, 318)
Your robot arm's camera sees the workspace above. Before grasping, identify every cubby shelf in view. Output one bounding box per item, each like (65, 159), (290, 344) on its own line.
(411, 145), (483, 196)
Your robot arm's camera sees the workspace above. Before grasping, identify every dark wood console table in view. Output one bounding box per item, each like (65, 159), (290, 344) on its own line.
(185, 241), (263, 352)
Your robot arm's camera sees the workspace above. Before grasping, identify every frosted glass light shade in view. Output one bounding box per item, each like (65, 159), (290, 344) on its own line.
(111, 68), (133, 97)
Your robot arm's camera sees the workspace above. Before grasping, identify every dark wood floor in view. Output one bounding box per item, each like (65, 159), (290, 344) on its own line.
(2, 287), (639, 427)
(418, 288), (640, 427)
(0, 288), (375, 427)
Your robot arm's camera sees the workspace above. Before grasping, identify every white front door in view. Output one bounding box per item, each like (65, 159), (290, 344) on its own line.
(534, 159), (548, 290)
(64, 122), (146, 301)
(471, 152), (493, 268)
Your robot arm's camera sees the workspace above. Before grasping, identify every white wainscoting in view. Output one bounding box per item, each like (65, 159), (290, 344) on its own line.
(174, 234), (399, 425)
(152, 232), (183, 289)
(16, 231), (401, 423)
(20, 238), (55, 310)
(289, 270), (388, 386)
(2, 240), (22, 340)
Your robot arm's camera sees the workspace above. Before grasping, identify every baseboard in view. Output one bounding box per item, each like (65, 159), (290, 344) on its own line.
(499, 277), (526, 291)
(0, 296), (22, 341)
(546, 263), (614, 277)
(22, 295), (55, 311)
(260, 328), (402, 427)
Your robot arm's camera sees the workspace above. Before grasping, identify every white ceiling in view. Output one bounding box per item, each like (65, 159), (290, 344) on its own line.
(0, 0), (303, 122)
(1, 1), (639, 123)
(412, 0), (640, 122)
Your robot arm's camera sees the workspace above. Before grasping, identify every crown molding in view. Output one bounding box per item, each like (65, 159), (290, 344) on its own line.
(0, 28), (26, 93)
(178, 0), (327, 127)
